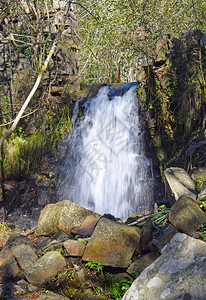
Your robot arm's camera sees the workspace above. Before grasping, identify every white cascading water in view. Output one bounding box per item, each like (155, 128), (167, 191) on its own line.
(58, 85), (155, 221)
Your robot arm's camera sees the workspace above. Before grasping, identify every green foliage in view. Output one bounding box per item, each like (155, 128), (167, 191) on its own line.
(85, 261), (104, 275)
(127, 266), (140, 278)
(2, 105), (71, 180)
(198, 222), (206, 242)
(192, 176), (206, 192)
(35, 242), (63, 257)
(84, 261), (133, 299)
(198, 200), (206, 210)
(158, 205), (167, 211)
(149, 209), (170, 230)
(104, 273), (132, 299)
(78, 0), (206, 83)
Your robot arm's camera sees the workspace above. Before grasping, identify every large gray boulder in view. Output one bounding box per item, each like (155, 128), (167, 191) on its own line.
(37, 200), (101, 235)
(169, 196), (206, 236)
(82, 218), (141, 268)
(24, 251), (66, 286)
(123, 233), (206, 300)
(164, 167), (196, 206)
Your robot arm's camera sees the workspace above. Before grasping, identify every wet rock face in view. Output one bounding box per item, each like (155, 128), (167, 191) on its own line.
(164, 167), (196, 206)
(123, 233), (206, 300)
(82, 218), (141, 268)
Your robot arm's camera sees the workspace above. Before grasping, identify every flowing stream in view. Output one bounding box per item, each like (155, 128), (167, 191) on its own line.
(58, 84), (155, 221)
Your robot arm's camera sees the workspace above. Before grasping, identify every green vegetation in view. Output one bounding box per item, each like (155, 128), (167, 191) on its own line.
(192, 176), (206, 193)
(1, 105), (71, 180)
(104, 273), (132, 299)
(85, 261), (104, 275)
(35, 242), (63, 258)
(198, 222), (206, 242)
(49, 259), (134, 299)
(78, 0), (206, 83)
(0, 221), (19, 249)
(150, 209), (170, 230)
(84, 262), (133, 299)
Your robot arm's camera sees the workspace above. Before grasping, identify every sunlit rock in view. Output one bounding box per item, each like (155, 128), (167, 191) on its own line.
(82, 218), (141, 268)
(164, 167), (196, 206)
(24, 251), (66, 286)
(63, 239), (85, 257)
(169, 195), (206, 236)
(12, 244), (38, 271)
(37, 200), (101, 236)
(123, 233), (206, 299)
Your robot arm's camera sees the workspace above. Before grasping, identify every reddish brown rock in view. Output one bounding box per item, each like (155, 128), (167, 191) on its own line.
(71, 215), (100, 237)
(63, 239), (85, 257)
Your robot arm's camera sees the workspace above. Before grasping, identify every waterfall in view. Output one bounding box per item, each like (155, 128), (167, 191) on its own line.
(58, 85), (155, 221)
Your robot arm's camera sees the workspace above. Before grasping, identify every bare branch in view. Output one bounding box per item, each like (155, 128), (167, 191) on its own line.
(0, 32), (59, 159)
(0, 109), (38, 127)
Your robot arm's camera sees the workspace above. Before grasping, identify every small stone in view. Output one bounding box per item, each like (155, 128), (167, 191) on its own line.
(63, 239), (85, 257)
(27, 284), (39, 292)
(0, 234), (33, 265)
(72, 215), (100, 237)
(149, 225), (178, 255)
(155, 34), (170, 65)
(140, 219), (152, 252)
(35, 290), (67, 299)
(136, 66), (147, 82)
(83, 292), (108, 300)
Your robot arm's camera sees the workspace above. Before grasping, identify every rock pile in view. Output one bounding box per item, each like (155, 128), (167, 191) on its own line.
(0, 167), (205, 299)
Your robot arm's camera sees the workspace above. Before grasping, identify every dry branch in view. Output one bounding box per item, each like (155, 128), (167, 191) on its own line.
(0, 33), (59, 163)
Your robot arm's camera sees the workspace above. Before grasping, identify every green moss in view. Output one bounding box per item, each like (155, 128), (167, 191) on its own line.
(2, 105), (71, 180)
